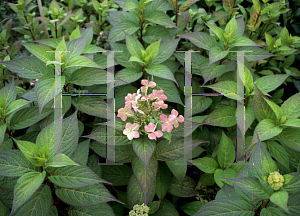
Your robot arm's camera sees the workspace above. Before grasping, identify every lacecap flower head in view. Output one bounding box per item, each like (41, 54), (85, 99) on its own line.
(118, 79), (184, 141)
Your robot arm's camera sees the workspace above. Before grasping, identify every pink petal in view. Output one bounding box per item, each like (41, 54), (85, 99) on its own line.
(159, 95), (167, 101)
(141, 79), (148, 86)
(133, 131), (140, 138)
(161, 104), (168, 109)
(168, 115), (176, 122)
(174, 121), (179, 128)
(141, 86), (147, 93)
(154, 130), (163, 138)
(137, 109), (145, 114)
(125, 122), (132, 129)
(123, 128), (130, 135)
(132, 123), (139, 131)
(162, 123), (173, 132)
(148, 81), (156, 88)
(148, 133), (156, 140)
(127, 133), (134, 140)
(171, 109), (179, 117)
(160, 114), (168, 122)
(145, 123), (155, 132)
(178, 115), (184, 123)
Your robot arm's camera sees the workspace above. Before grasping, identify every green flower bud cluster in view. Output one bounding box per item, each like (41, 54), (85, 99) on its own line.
(267, 171), (284, 190)
(129, 203), (150, 216)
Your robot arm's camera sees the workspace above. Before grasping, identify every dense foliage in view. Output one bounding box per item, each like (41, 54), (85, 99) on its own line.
(0, 0), (300, 215)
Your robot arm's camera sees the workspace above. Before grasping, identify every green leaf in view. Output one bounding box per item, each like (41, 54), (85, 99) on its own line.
(156, 161), (172, 200)
(132, 155), (158, 205)
(250, 119), (283, 147)
(224, 176), (270, 199)
(154, 138), (206, 161)
(273, 46), (297, 56)
(229, 46), (277, 62)
(179, 0), (199, 12)
(254, 74), (289, 95)
(12, 139), (41, 167)
(281, 119), (300, 128)
(12, 184), (52, 216)
(71, 139), (90, 165)
(5, 99), (31, 116)
(65, 56), (101, 69)
(168, 176), (197, 197)
(125, 33), (144, 61)
(151, 77), (183, 106)
(115, 67), (143, 87)
(123, 0), (140, 11)
(0, 200), (9, 215)
(206, 23), (227, 45)
(9, 107), (53, 130)
(192, 157), (219, 174)
(55, 183), (123, 207)
(129, 56), (144, 64)
(281, 93), (300, 119)
(35, 73), (65, 117)
(214, 168), (237, 188)
(1, 57), (53, 79)
(209, 47), (229, 66)
(75, 97), (107, 118)
(68, 67), (107, 86)
(127, 174), (156, 209)
(204, 81), (240, 100)
(83, 125), (131, 146)
(275, 128), (300, 152)
(265, 32), (274, 52)
(270, 190), (289, 212)
(108, 21), (139, 43)
(66, 34), (86, 63)
(194, 197), (255, 215)
(203, 106), (236, 127)
(179, 201), (205, 216)
(218, 131), (236, 169)
(200, 64), (228, 86)
(110, 43), (142, 70)
(0, 123), (6, 146)
(165, 157), (187, 186)
(266, 141), (289, 170)
(148, 38), (180, 65)
(56, 36), (67, 63)
(0, 150), (41, 177)
(229, 36), (260, 47)
(280, 27), (290, 46)
(179, 32), (219, 51)
(145, 64), (178, 85)
(1, 78), (17, 110)
(253, 83), (277, 122)
(22, 43), (54, 65)
(48, 165), (111, 188)
(100, 164), (133, 186)
(69, 26), (81, 41)
(192, 97), (212, 116)
(225, 17), (237, 37)
(133, 136), (156, 175)
(144, 39), (161, 64)
(143, 25), (172, 44)
(68, 204), (116, 216)
(252, 0), (261, 13)
(46, 153), (79, 168)
(144, 11), (177, 28)
(263, 98), (283, 123)
(11, 171), (46, 214)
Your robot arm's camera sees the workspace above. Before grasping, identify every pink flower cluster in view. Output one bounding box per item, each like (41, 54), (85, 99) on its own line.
(117, 79), (184, 141)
